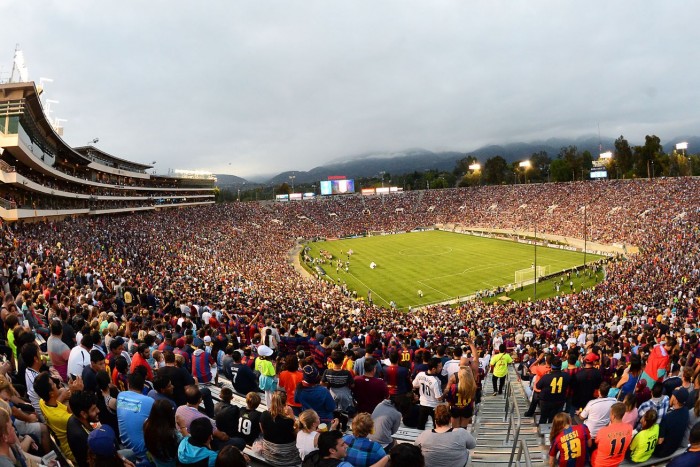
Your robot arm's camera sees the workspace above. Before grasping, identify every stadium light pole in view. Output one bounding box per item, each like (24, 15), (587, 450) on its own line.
(289, 175), (296, 193)
(676, 142), (690, 175)
(468, 163), (481, 185)
(379, 171), (386, 188)
(533, 220), (537, 300)
(583, 204), (587, 267)
(519, 160), (531, 184)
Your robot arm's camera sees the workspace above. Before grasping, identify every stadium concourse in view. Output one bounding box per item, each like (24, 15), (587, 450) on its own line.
(0, 177), (699, 467)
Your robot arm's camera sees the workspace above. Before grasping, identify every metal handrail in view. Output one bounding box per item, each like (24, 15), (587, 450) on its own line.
(515, 438), (533, 467)
(505, 365), (523, 467)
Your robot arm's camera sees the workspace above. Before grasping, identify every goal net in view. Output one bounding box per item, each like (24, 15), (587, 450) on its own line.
(514, 265), (551, 284)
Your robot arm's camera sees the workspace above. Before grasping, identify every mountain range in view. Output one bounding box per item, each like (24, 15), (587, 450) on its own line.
(214, 135), (699, 188)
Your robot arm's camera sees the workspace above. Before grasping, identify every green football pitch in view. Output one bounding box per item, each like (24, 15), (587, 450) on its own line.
(303, 230), (604, 309)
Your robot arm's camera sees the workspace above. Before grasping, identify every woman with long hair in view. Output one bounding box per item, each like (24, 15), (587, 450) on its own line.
(295, 409), (321, 461)
(616, 354), (642, 400)
(548, 412), (591, 467)
(260, 390), (300, 466)
(278, 354), (303, 416)
(144, 399), (183, 467)
(621, 393), (638, 428)
(445, 366), (477, 428)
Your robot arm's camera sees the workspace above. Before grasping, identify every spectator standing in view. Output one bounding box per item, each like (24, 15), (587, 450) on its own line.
(536, 358), (570, 425)
(412, 357), (443, 430)
(255, 345), (276, 408)
(296, 365), (337, 423)
(641, 339), (674, 390)
(322, 350), (355, 413)
(228, 350), (259, 396)
(278, 354), (303, 415)
(489, 344), (512, 396)
(570, 353), (603, 412)
(47, 320), (70, 381)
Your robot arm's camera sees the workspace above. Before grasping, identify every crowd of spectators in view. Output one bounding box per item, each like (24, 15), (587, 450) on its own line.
(0, 177), (696, 466)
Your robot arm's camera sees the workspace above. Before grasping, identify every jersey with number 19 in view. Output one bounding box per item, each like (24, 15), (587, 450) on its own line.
(549, 425), (590, 467)
(413, 371), (442, 407)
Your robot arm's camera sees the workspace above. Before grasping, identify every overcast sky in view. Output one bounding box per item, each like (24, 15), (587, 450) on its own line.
(1, 1), (698, 179)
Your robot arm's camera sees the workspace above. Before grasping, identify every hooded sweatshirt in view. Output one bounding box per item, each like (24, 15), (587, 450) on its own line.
(177, 438), (217, 467)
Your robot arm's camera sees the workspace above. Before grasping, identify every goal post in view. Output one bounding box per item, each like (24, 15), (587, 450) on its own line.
(515, 265), (551, 284)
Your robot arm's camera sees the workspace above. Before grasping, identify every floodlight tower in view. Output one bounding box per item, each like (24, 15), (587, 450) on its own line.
(676, 142), (690, 175)
(468, 163), (481, 185)
(519, 160), (531, 183)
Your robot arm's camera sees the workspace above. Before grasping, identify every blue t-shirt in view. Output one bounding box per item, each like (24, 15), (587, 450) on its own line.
(117, 390), (154, 455)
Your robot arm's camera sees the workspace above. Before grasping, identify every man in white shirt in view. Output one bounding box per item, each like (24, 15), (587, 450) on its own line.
(412, 357), (443, 430)
(577, 382), (617, 438)
(67, 334), (92, 378)
(441, 347), (462, 379)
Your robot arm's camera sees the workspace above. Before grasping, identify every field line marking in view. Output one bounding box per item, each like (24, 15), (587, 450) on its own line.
(345, 271), (392, 308)
(415, 280), (452, 299)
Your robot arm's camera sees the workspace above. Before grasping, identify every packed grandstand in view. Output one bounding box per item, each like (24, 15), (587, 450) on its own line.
(1, 79), (700, 467)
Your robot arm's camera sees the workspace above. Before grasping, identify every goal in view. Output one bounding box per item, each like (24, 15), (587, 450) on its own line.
(514, 265), (551, 284)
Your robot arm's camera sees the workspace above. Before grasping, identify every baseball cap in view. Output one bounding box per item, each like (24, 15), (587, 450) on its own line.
(302, 365), (319, 385)
(584, 353), (599, 363)
(88, 425), (117, 458)
(258, 345), (273, 357)
(673, 387), (689, 405)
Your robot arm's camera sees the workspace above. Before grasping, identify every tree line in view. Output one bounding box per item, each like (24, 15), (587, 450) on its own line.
(217, 134), (699, 201)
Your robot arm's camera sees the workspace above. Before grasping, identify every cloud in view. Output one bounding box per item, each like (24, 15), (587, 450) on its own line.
(2, 1), (699, 177)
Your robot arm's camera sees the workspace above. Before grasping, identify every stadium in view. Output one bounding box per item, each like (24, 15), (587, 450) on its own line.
(1, 60), (699, 467)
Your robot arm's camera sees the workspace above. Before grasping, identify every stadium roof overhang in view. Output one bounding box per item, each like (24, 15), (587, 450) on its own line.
(73, 146), (152, 171)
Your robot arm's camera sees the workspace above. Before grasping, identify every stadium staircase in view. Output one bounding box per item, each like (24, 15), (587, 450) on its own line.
(468, 365), (547, 466)
(413, 189), (425, 213)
